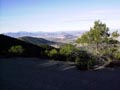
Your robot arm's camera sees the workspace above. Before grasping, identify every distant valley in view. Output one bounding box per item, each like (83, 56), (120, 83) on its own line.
(3, 31), (84, 37)
(3, 31), (85, 43)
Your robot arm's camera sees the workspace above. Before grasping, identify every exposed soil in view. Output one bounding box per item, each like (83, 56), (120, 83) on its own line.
(0, 58), (120, 90)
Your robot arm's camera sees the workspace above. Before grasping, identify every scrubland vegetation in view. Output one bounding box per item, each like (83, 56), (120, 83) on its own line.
(0, 20), (120, 70)
(46, 20), (120, 70)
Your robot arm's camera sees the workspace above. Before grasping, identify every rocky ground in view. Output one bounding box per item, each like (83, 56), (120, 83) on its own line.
(0, 58), (120, 90)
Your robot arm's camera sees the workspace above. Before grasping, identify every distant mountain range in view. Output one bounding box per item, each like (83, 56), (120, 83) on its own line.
(3, 31), (85, 38)
(3, 31), (85, 44)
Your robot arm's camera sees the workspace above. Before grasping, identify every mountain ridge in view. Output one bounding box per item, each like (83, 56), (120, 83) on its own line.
(0, 34), (54, 58)
(3, 31), (85, 38)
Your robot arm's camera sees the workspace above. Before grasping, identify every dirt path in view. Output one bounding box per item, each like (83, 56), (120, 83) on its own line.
(0, 58), (120, 90)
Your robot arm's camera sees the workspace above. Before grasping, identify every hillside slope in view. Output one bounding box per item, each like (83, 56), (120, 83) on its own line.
(0, 34), (54, 58)
(19, 36), (55, 45)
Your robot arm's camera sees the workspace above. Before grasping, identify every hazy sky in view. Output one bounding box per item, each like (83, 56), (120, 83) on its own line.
(0, 0), (120, 33)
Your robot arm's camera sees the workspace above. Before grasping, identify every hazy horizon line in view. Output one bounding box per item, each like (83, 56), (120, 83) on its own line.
(1, 28), (120, 34)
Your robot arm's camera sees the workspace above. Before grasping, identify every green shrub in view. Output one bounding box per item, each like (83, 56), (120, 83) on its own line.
(75, 51), (96, 70)
(8, 45), (24, 56)
(48, 49), (58, 60)
(44, 50), (49, 56)
(59, 44), (76, 61)
(114, 51), (120, 60)
(60, 44), (75, 56)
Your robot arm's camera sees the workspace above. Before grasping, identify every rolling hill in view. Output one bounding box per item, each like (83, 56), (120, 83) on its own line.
(18, 36), (65, 48)
(3, 31), (85, 45)
(18, 36), (55, 45)
(0, 34), (54, 58)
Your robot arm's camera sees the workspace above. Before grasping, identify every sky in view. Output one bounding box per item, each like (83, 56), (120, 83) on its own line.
(0, 0), (120, 33)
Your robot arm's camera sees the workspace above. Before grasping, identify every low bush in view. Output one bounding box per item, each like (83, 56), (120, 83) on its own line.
(8, 45), (24, 56)
(75, 51), (96, 70)
(48, 49), (58, 60)
(114, 51), (120, 60)
(59, 44), (77, 61)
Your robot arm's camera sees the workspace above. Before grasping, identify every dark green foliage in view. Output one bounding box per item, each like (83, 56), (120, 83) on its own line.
(44, 44), (77, 61)
(75, 51), (96, 70)
(76, 32), (90, 44)
(114, 51), (120, 60)
(48, 49), (58, 60)
(39, 44), (55, 50)
(111, 31), (120, 38)
(77, 20), (110, 45)
(76, 20), (120, 69)
(108, 39), (119, 44)
(76, 20), (120, 57)
(8, 45), (24, 56)
(98, 44), (120, 60)
(59, 44), (76, 61)
(60, 44), (74, 56)
(76, 20), (110, 55)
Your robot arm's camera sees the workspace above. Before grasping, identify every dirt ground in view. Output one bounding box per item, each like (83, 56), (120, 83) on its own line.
(0, 58), (120, 90)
